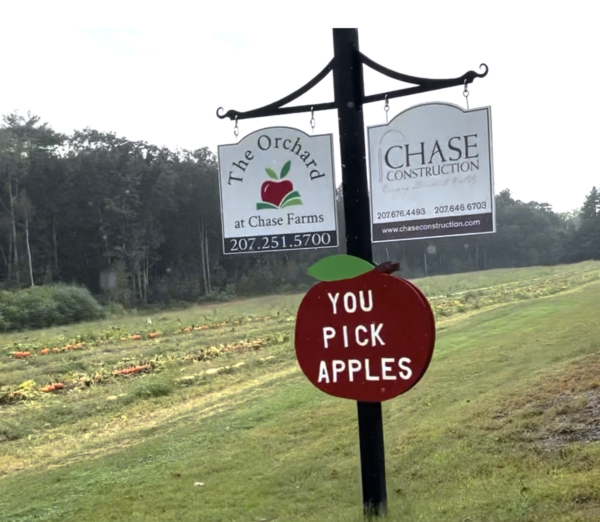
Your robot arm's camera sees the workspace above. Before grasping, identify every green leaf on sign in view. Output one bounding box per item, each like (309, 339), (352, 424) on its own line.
(265, 168), (278, 180)
(280, 160), (291, 179)
(256, 202), (278, 210)
(307, 255), (375, 282)
(281, 191), (301, 206)
(281, 198), (302, 208)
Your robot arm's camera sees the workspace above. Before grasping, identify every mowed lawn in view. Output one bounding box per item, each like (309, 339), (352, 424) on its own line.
(1, 262), (600, 521)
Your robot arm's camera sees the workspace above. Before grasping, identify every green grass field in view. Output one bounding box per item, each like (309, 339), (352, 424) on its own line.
(1, 261), (600, 521)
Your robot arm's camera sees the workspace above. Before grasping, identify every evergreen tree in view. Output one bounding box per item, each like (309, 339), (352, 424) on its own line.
(580, 186), (600, 219)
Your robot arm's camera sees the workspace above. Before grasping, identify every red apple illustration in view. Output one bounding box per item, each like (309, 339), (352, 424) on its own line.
(261, 179), (293, 207)
(257, 160), (302, 210)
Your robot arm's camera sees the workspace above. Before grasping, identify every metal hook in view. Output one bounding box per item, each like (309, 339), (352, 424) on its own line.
(384, 95), (390, 123)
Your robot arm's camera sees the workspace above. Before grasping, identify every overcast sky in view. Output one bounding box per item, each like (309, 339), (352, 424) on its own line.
(1, 1), (597, 213)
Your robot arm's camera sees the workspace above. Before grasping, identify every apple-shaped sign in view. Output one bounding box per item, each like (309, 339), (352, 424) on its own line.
(294, 255), (436, 402)
(256, 160), (303, 210)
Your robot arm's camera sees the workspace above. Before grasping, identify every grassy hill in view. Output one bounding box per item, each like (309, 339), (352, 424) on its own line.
(1, 261), (600, 521)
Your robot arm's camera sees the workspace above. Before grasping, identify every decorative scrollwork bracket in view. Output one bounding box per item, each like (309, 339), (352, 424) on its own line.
(217, 51), (488, 121)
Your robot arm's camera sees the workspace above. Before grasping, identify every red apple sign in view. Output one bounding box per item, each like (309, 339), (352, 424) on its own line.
(294, 255), (436, 402)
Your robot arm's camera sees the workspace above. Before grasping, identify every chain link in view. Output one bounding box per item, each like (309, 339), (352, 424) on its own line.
(310, 107), (315, 134)
(234, 116), (239, 140)
(384, 95), (390, 123)
(463, 80), (470, 110)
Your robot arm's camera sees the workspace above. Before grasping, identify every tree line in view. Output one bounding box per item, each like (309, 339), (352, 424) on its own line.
(0, 112), (598, 306)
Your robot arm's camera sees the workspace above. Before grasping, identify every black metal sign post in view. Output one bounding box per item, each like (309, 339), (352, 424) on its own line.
(331, 30), (388, 516)
(217, 28), (488, 517)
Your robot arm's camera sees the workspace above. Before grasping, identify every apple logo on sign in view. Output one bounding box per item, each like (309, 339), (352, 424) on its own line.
(256, 160), (303, 210)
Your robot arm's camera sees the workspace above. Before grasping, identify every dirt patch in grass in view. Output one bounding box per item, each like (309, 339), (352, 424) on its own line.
(535, 389), (600, 449)
(493, 355), (600, 450)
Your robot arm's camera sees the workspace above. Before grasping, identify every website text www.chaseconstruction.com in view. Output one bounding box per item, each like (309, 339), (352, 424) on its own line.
(372, 212), (494, 241)
(380, 218), (481, 235)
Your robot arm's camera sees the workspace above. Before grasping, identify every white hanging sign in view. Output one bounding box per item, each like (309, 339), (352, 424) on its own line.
(218, 127), (339, 254)
(368, 102), (495, 242)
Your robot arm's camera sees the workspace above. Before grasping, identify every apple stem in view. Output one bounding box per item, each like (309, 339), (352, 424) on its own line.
(375, 261), (401, 274)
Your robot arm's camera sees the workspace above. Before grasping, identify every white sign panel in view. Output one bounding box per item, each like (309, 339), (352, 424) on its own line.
(218, 127), (338, 254)
(368, 102), (495, 242)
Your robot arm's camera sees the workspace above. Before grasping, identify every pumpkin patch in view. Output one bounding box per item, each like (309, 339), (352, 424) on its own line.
(40, 382), (65, 393)
(0, 309), (296, 407)
(114, 364), (152, 376)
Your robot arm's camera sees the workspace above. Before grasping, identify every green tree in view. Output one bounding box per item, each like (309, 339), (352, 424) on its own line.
(0, 112), (64, 287)
(580, 186), (600, 219)
(564, 187), (600, 261)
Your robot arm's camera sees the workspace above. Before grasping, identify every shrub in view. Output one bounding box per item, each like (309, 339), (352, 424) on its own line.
(0, 284), (105, 332)
(105, 301), (127, 317)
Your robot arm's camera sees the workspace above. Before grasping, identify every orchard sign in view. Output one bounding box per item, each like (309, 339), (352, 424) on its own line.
(294, 255), (435, 402)
(217, 127), (338, 255)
